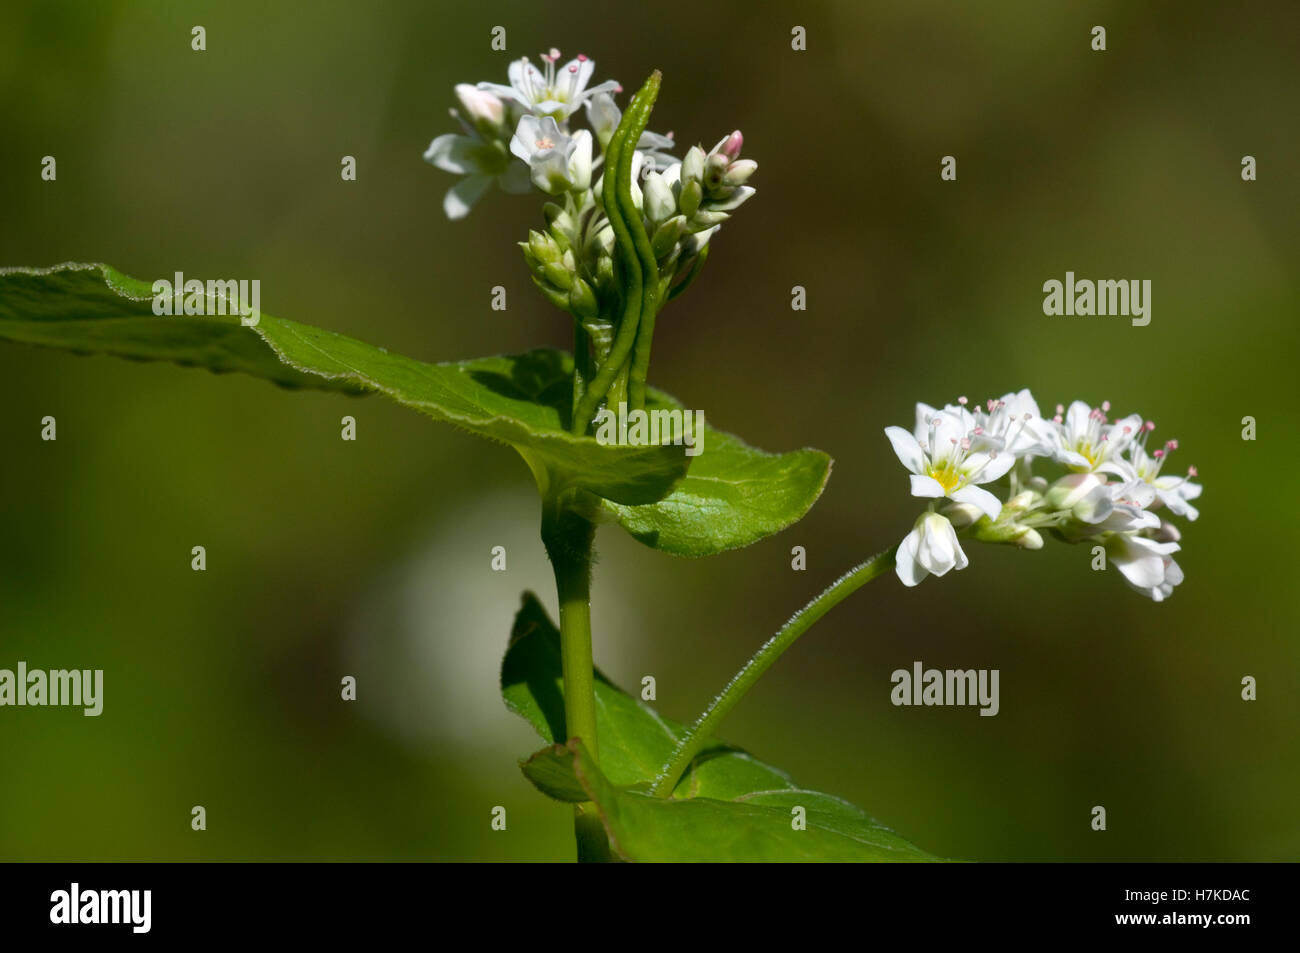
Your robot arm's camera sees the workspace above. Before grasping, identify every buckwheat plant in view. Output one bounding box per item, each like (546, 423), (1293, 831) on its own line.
(0, 51), (1202, 863)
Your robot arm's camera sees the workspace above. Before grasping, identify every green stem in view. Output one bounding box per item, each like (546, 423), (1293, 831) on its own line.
(541, 500), (599, 760)
(572, 322), (591, 427)
(541, 496), (608, 861)
(648, 546), (898, 798)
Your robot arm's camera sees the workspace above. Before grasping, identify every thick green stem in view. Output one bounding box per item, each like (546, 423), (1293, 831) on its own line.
(649, 546), (899, 797)
(541, 496), (607, 861)
(541, 500), (599, 760)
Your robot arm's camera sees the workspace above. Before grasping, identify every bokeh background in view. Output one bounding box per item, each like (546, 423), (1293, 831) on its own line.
(1, 0), (1297, 861)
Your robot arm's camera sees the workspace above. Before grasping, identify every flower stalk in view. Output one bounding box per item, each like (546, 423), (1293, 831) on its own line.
(649, 546), (899, 798)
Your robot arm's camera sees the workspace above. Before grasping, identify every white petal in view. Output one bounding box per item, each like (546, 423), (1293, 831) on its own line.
(510, 115), (544, 161)
(971, 451), (1015, 484)
(442, 175), (491, 219)
(895, 528), (928, 587)
(951, 484), (1002, 520)
(568, 129), (593, 190)
(506, 57), (532, 96)
(914, 402), (941, 442)
(424, 133), (481, 174)
(909, 474), (947, 498)
(1065, 400), (1092, 439)
(885, 426), (925, 474)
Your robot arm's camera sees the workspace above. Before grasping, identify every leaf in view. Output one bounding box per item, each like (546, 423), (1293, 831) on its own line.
(520, 745), (589, 802)
(599, 389), (832, 556)
(502, 593), (941, 861)
(0, 262), (354, 391)
(0, 263), (686, 505)
(567, 740), (940, 863)
(0, 263), (830, 525)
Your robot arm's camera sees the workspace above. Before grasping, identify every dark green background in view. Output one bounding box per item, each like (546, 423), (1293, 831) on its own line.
(1, 0), (1296, 861)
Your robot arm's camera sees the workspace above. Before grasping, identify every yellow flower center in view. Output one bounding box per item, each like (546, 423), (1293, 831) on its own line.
(927, 464), (961, 493)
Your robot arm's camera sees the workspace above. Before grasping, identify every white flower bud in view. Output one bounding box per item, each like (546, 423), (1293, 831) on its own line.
(455, 84), (506, 134)
(643, 170), (676, 225)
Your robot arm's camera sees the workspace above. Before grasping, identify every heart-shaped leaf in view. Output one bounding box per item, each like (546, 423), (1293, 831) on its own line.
(502, 592), (941, 861)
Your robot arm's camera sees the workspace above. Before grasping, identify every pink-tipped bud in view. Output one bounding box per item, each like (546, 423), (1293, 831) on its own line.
(721, 129), (744, 159)
(1188, 465), (1198, 477)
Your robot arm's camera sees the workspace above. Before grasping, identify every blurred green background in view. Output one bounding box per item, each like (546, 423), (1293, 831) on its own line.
(1, 0), (1297, 861)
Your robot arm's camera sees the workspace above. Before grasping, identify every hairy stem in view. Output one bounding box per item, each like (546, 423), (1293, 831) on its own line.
(649, 546), (899, 798)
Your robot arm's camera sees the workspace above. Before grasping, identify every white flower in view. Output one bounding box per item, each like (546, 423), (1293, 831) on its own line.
(885, 402), (1015, 521)
(510, 116), (592, 195)
(973, 390), (1052, 457)
(896, 512), (969, 586)
(480, 49), (619, 121)
(1107, 534), (1183, 601)
(1129, 437), (1202, 520)
(1044, 400), (1143, 476)
(423, 119), (532, 219)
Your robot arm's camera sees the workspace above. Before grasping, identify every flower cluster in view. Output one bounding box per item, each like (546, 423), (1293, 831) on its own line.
(885, 394), (1202, 600)
(422, 49), (755, 331)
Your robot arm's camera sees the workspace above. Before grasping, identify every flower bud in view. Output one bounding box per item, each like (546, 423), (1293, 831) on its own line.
(527, 229), (563, 266)
(542, 250), (576, 291)
(585, 92), (621, 149)
(722, 158), (757, 187)
(651, 215), (686, 260)
(455, 84), (506, 135)
(942, 502), (985, 529)
(1014, 528), (1044, 550)
(569, 277), (599, 320)
(681, 146), (706, 187)
(678, 179), (703, 218)
(719, 129), (744, 160)
(1045, 473), (1107, 512)
(643, 170), (676, 225)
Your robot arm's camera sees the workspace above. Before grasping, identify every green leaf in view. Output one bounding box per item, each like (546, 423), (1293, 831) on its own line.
(0, 263), (685, 505)
(566, 740), (940, 863)
(502, 593), (941, 861)
(0, 263), (355, 391)
(520, 745), (589, 802)
(599, 389), (832, 556)
(0, 263), (831, 524)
